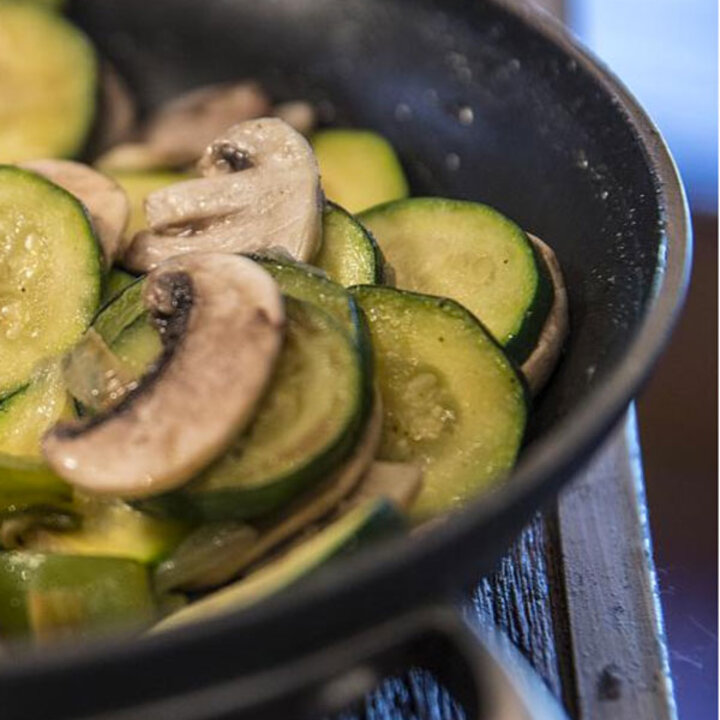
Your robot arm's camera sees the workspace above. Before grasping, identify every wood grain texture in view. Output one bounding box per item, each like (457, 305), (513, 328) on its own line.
(334, 410), (675, 720)
(557, 408), (676, 720)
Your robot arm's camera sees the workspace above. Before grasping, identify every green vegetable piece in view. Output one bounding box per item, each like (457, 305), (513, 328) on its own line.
(153, 499), (403, 631)
(0, 167), (102, 397)
(359, 198), (553, 362)
(0, 552), (155, 640)
(0, 4), (96, 162)
(312, 129), (408, 213)
(314, 202), (386, 286)
(352, 285), (527, 518)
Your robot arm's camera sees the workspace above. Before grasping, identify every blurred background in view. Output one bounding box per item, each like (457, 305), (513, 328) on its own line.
(543, 1), (717, 717)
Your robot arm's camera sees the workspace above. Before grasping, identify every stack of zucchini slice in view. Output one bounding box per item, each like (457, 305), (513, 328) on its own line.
(0, 18), (567, 641)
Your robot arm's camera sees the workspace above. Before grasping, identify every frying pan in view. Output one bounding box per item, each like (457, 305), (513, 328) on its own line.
(0, 0), (690, 717)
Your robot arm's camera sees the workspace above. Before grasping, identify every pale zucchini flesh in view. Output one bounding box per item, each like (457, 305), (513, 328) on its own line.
(0, 361), (71, 457)
(312, 129), (408, 213)
(352, 285), (527, 518)
(0, 167), (102, 398)
(0, 4), (97, 162)
(360, 198), (553, 362)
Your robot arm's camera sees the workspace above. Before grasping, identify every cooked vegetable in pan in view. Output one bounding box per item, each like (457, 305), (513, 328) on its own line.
(0, 11), (568, 644)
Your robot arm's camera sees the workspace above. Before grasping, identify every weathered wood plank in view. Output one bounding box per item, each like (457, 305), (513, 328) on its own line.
(471, 513), (564, 700)
(557, 408), (676, 720)
(334, 410), (674, 720)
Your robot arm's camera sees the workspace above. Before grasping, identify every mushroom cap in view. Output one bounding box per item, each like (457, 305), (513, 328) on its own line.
(123, 118), (322, 272)
(43, 253), (285, 498)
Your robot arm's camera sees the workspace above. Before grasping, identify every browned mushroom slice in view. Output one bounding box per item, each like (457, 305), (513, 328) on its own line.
(123, 118), (322, 272)
(21, 159), (129, 266)
(43, 253), (284, 498)
(143, 81), (271, 166)
(521, 234), (569, 396)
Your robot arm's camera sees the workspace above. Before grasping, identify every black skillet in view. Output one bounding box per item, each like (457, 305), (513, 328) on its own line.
(0, 1), (690, 718)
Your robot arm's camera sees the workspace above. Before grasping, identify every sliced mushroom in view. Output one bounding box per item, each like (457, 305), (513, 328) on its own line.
(155, 395), (382, 592)
(95, 143), (193, 174)
(123, 118), (322, 272)
(43, 253), (284, 498)
(272, 101), (317, 137)
(143, 81), (271, 165)
(521, 234), (569, 395)
(21, 159), (130, 266)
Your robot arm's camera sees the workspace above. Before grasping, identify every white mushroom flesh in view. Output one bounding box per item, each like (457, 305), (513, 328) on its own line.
(43, 253), (285, 498)
(521, 234), (569, 395)
(123, 118), (322, 272)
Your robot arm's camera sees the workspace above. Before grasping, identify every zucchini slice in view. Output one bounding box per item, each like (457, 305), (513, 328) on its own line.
(0, 167), (102, 397)
(359, 198), (553, 363)
(155, 395), (383, 592)
(109, 315), (163, 381)
(22, 498), (187, 565)
(314, 202), (385, 286)
(0, 552), (155, 640)
(255, 256), (359, 340)
(92, 276), (146, 346)
(102, 268), (137, 305)
(255, 256), (375, 424)
(352, 285), (527, 518)
(0, 456), (71, 515)
(143, 298), (366, 522)
(0, 361), (71, 457)
(312, 129), (408, 213)
(153, 498), (404, 631)
(0, 4), (97, 162)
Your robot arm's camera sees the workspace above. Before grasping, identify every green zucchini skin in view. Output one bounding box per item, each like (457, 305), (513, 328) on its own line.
(102, 268), (138, 305)
(314, 202), (387, 286)
(0, 166), (102, 398)
(254, 255), (376, 425)
(140, 298), (367, 522)
(153, 498), (404, 631)
(504, 240), (555, 362)
(359, 197), (552, 363)
(352, 284), (527, 518)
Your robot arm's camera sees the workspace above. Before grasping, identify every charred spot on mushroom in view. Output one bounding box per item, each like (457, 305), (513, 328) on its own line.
(52, 272), (194, 440)
(207, 142), (253, 174)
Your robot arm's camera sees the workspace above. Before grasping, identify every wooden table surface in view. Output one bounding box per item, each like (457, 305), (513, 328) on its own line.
(342, 407), (676, 720)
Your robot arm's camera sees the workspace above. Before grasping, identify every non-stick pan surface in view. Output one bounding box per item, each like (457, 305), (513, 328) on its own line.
(0, 0), (690, 717)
